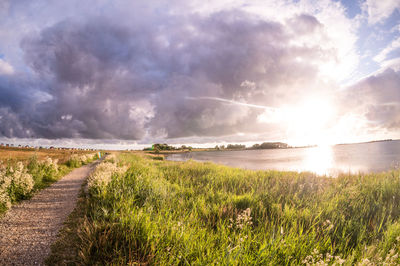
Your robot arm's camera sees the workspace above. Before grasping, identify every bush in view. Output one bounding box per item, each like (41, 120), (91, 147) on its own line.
(27, 156), (59, 188)
(0, 168), (12, 212)
(0, 156), (63, 214)
(0, 161), (34, 210)
(87, 161), (128, 192)
(0, 152), (99, 215)
(66, 153), (96, 168)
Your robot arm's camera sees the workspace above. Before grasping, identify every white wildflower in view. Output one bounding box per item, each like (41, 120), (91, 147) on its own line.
(44, 157), (59, 172)
(303, 250), (346, 266)
(87, 161), (128, 189)
(235, 208), (252, 229)
(0, 162), (34, 206)
(0, 168), (11, 209)
(11, 162), (34, 196)
(358, 258), (373, 266)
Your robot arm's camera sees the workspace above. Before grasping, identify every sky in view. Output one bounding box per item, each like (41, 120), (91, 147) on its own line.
(0, 0), (399, 149)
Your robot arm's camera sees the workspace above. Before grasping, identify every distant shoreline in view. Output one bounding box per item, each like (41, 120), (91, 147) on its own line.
(153, 138), (400, 154)
(336, 138), (398, 146)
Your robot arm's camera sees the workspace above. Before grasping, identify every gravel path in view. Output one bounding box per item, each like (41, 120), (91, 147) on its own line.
(0, 163), (96, 265)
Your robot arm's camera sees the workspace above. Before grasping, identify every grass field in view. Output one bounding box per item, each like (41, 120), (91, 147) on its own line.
(0, 146), (95, 163)
(58, 152), (400, 265)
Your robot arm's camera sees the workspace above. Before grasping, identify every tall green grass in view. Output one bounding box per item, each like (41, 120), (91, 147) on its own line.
(79, 153), (400, 265)
(27, 156), (68, 190)
(66, 153), (100, 168)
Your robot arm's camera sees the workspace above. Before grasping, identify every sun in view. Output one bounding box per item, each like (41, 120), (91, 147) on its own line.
(282, 96), (337, 146)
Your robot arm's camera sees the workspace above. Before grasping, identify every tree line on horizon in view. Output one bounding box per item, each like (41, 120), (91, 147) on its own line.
(215, 142), (290, 150)
(143, 142), (289, 152)
(143, 143), (193, 152)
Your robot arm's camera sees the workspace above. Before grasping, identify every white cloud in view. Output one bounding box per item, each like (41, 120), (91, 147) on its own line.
(390, 24), (400, 33)
(61, 114), (73, 120)
(241, 0), (360, 83)
(381, 57), (400, 70)
(0, 58), (14, 75)
(374, 36), (400, 63)
(364, 0), (400, 24)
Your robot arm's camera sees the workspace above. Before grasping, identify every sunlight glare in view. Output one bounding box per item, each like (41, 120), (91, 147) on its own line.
(303, 145), (334, 176)
(283, 96), (337, 146)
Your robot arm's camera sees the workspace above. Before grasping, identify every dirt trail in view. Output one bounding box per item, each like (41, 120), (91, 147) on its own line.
(0, 163), (96, 265)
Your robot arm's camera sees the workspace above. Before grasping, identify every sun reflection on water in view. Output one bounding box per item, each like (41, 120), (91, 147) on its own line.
(303, 145), (334, 176)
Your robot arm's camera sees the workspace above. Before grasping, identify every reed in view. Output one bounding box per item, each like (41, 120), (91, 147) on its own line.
(76, 153), (400, 264)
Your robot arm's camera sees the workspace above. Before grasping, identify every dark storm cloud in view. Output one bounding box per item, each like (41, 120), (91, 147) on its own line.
(0, 72), (48, 138)
(17, 18), (157, 139)
(0, 9), (336, 140)
(0, 76), (31, 110)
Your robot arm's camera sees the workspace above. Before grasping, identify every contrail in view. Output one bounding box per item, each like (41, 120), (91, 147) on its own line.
(185, 96), (277, 112)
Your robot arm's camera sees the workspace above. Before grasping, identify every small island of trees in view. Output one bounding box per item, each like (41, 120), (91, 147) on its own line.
(215, 142), (290, 150)
(143, 143), (193, 153)
(144, 141), (290, 153)
(250, 142), (289, 149)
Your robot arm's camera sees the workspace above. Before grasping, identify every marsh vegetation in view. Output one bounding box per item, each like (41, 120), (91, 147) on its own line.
(73, 153), (400, 265)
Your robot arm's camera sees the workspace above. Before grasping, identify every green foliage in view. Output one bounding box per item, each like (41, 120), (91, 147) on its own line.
(77, 154), (400, 265)
(66, 158), (82, 168)
(27, 157), (59, 188)
(66, 153), (97, 168)
(153, 143), (176, 151)
(226, 144), (246, 149)
(1, 153), (98, 215)
(1, 161), (34, 207)
(144, 144), (193, 152)
(149, 155), (164, 161)
(252, 142), (289, 149)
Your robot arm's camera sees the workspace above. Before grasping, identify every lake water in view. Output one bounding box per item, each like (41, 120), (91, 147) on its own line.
(166, 140), (400, 176)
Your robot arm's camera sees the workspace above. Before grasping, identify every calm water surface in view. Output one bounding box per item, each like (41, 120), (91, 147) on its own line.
(166, 140), (400, 176)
